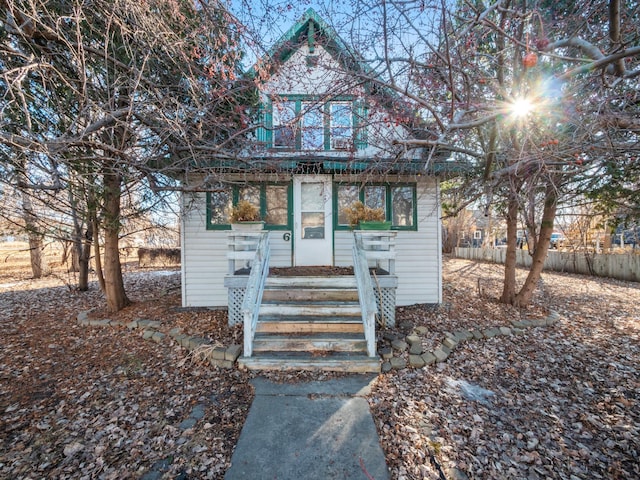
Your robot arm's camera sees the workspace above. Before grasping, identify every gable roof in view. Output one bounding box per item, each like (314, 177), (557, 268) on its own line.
(247, 8), (366, 79)
(240, 9), (455, 176)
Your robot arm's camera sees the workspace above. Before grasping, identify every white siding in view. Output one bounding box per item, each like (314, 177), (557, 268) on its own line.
(181, 192), (228, 307)
(182, 179), (441, 307)
(269, 233), (294, 267)
(181, 192), (294, 308)
(334, 231), (355, 266)
(333, 178), (442, 306)
(394, 179), (442, 305)
(265, 45), (343, 95)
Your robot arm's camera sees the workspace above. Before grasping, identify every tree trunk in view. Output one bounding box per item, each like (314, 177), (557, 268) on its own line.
(102, 164), (129, 312)
(78, 219), (93, 291)
(68, 186), (82, 273)
(92, 207), (106, 293)
(500, 193), (519, 304)
(27, 233), (49, 279)
(513, 184), (558, 307)
(483, 211), (493, 247)
(19, 172), (50, 278)
(71, 246), (81, 272)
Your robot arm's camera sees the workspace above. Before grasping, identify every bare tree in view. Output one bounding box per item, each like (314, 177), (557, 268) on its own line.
(1, 0), (254, 311)
(318, 0), (640, 307)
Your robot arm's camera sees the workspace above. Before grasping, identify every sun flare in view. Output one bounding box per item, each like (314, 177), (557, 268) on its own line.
(510, 97), (534, 117)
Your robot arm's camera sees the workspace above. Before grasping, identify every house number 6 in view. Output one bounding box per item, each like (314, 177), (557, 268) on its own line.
(283, 233), (291, 241)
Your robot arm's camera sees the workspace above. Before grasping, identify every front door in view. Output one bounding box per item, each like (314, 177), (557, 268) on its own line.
(293, 175), (333, 266)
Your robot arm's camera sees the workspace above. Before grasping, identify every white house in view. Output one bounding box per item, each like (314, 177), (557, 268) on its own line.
(179, 9), (443, 371)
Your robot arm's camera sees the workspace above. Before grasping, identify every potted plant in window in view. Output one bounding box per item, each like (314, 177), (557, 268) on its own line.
(343, 201), (391, 230)
(229, 200), (264, 231)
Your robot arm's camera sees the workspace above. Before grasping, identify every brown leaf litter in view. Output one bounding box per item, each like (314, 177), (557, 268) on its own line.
(1, 253), (638, 479)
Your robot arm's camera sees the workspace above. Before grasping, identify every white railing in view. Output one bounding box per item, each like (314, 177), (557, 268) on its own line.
(241, 232), (270, 357)
(227, 231), (265, 275)
(353, 233), (378, 357)
(355, 231), (397, 273)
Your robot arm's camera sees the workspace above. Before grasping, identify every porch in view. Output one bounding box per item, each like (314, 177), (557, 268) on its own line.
(223, 231), (398, 372)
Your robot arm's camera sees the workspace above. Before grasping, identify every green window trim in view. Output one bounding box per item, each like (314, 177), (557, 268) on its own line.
(206, 182), (293, 231)
(333, 182), (417, 231)
(259, 95), (367, 151)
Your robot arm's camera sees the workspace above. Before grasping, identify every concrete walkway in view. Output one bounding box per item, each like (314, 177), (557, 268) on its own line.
(225, 375), (390, 480)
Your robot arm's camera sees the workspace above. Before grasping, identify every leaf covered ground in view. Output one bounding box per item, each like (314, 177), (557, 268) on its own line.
(371, 258), (640, 480)
(1, 246), (638, 479)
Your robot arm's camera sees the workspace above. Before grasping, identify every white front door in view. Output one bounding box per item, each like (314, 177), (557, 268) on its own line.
(293, 175), (333, 266)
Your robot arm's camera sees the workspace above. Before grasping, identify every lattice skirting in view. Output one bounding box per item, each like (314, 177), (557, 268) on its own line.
(374, 287), (396, 327)
(228, 288), (245, 326)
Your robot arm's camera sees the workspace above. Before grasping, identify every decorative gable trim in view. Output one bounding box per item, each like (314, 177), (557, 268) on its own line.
(247, 8), (365, 79)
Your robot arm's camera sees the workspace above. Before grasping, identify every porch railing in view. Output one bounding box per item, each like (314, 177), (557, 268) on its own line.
(241, 232), (270, 357)
(356, 231), (397, 273)
(353, 233), (378, 357)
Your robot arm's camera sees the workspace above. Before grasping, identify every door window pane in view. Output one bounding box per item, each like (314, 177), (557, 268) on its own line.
(265, 185), (288, 225)
(301, 182), (325, 211)
(392, 186), (414, 227)
(301, 182), (325, 239)
(301, 212), (325, 239)
(302, 102), (324, 150)
(273, 101), (296, 148)
(337, 185), (359, 225)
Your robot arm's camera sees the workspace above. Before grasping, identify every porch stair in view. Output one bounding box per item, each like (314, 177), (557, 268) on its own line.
(238, 276), (380, 373)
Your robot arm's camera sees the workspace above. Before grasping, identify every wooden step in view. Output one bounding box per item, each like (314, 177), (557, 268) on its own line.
(237, 352), (380, 373)
(242, 274), (373, 372)
(265, 276), (357, 289)
(261, 288), (359, 303)
(256, 320), (364, 334)
(253, 333), (367, 353)
(259, 304), (361, 317)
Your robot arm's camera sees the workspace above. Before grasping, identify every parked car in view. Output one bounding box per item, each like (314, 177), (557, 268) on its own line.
(550, 232), (566, 249)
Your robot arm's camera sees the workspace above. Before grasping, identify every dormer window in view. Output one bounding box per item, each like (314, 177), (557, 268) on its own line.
(330, 102), (353, 150)
(261, 96), (366, 151)
(273, 101), (296, 148)
(301, 102), (324, 149)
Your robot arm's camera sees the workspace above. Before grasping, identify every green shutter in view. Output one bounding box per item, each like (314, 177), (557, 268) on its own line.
(256, 99), (273, 147)
(354, 99), (368, 150)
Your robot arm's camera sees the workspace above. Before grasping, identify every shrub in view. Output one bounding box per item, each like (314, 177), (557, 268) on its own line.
(229, 200), (260, 222)
(342, 201), (385, 228)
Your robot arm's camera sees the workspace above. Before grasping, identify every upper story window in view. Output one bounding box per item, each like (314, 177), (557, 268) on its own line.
(330, 102), (353, 150)
(259, 95), (367, 151)
(302, 102), (324, 149)
(273, 101), (296, 148)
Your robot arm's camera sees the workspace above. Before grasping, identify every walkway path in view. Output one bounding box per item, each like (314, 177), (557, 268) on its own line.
(224, 375), (390, 480)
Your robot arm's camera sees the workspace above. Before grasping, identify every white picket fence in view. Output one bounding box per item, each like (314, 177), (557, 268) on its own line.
(454, 247), (640, 283)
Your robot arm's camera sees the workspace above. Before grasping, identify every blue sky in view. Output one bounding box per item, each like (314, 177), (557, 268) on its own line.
(227, 0), (442, 77)
(228, 0), (376, 69)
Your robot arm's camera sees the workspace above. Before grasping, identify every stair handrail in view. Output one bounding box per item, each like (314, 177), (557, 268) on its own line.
(353, 233), (378, 357)
(241, 232), (270, 357)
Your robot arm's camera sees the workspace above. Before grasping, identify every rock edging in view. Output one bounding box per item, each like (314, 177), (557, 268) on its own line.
(380, 310), (562, 372)
(76, 311), (242, 368)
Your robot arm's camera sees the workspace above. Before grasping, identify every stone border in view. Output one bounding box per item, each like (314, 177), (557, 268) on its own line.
(76, 310), (242, 369)
(379, 310), (562, 372)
